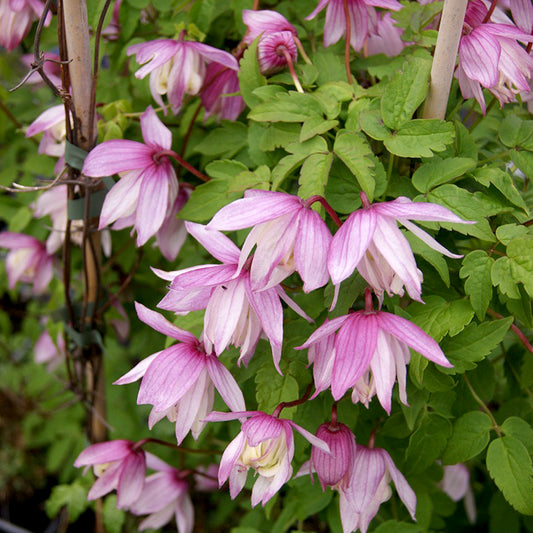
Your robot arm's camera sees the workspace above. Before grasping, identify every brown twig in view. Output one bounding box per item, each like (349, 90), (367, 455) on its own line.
(342, 0), (354, 85)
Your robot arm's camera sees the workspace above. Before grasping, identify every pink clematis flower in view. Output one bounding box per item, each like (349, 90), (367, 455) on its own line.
(205, 410), (330, 507)
(208, 190), (333, 293)
(456, 0), (533, 113)
(306, 0), (402, 53)
(83, 106), (179, 247)
(74, 440), (146, 509)
(366, 12), (405, 58)
(34, 329), (65, 371)
(201, 62), (245, 121)
(129, 461), (194, 533)
(127, 37), (238, 115)
(328, 192), (471, 305)
(157, 222), (311, 373)
(341, 445), (416, 533)
(0, 0), (50, 51)
(0, 232), (53, 294)
(439, 463), (476, 523)
(297, 290), (452, 412)
(115, 302), (245, 444)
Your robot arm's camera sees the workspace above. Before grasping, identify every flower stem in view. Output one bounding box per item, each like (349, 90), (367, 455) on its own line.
(487, 308), (533, 355)
(273, 383), (313, 417)
(304, 195), (342, 227)
(281, 48), (304, 93)
(168, 151), (210, 182)
(342, 0), (354, 85)
(463, 374), (501, 436)
(482, 0), (498, 23)
(295, 38), (312, 65)
(423, 0), (468, 120)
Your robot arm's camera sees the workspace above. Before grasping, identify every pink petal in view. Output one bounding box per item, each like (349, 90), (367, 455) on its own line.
(206, 356), (246, 412)
(369, 329), (398, 414)
(117, 452), (146, 508)
(382, 449), (417, 519)
(375, 197), (473, 223)
(83, 140), (154, 177)
(0, 231), (40, 249)
(289, 421), (331, 454)
(243, 414), (283, 446)
(74, 440), (132, 467)
(170, 263), (238, 290)
(188, 41), (239, 69)
(207, 192), (300, 231)
(400, 219), (463, 259)
(459, 30), (500, 87)
(127, 39), (181, 79)
(332, 314), (378, 401)
(328, 209), (377, 286)
(185, 221), (240, 264)
(113, 352), (161, 385)
(323, 0), (346, 47)
(297, 314), (349, 349)
(135, 302), (197, 344)
(377, 311), (452, 367)
(140, 106), (172, 150)
(88, 461), (122, 500)
(218, 431), (246, 484)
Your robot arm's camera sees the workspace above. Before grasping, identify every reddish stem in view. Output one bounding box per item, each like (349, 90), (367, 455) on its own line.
(482, 0), (498, 23)
(166, 150), (210, 182)
(280, 48), (304, 93)
(487, 308), (533, 355)
(364, 287), (374, 312)
(342, 0), (354, 85)
(304, 195), (342, 227)
(272, 383), (313, 417)
(359, 190), (370, 208)
(330, 403), (338, 427)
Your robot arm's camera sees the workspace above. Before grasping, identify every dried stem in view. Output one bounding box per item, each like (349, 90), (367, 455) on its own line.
(423, 0), (468, 120)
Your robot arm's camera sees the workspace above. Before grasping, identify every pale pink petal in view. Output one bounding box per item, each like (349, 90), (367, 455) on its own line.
(328, 209), (377, 286)
(276, 286), (313, 322)
(83, 140), (154, 177)
(243, 414), (284, 446)
(459, 30), (500, 87)
(140, 106), (172, 150)
(369, 329), (397, 414)
(127, 39), (181, 79)
(332, 314), (378, 401)
(188, 41), (239, 69)
(88, 461), (122, 500)
(175, 492), (195, 533)
(375, 197), (473, 223)
(306, 0), (329, 21)
(135, 302), (197, 344)
(117, 452), (146, 508)
(170, 264), (238, 290)
(289, 421), (331, 454)
(297, 314), (349, 349)
(206, 357), (246, 412)
(74, 440), (132, 467)
(400, 219), (463, 258)
(185, 221), (240, 264)
(113, 352), (161, 385)
(382, 449), (417, 519)
(323, 0), (346, 47)
(377, 311), (452, 367)
(207, 192), (300, 231)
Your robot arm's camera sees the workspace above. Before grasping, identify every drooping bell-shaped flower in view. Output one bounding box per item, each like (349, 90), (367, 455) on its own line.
(0, 232), (53, 294)
(127, 36), (239, 114)
(74, 440), (146, 509)
(201, 62), (245, 121)
(439, 463), (476, 523)
(83, 106), (179, 247)
(306, 0), (402, 53)
(0, 0), (51, 51)
(157, 222), (311, 373)
(341, 445), (416, 533)
(456, 0), (533, 113)
(129, 460), (194, 533)
(328, 192), (472, 306)
(205, 410), (330, 507)
(114, 302), (245, 444)
(208, 190), (332, 293)
(297, 290), (452, 413)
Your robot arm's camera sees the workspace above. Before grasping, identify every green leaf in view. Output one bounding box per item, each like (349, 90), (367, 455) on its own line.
(255, 360), (299, 419)
(45, 480), (89, 521)
(298, 152), (333, 201)
(406, 296), (474, 343)
(405, 413), (452, 473)
(228, 167), (271, 193)
(426, 184), (496, 242)
(492, 257), (521, 299)
(359, 109), (391, 141)
(248, 92), (323, 123)
(193, 121), (248, 158)
(381, 56), (432, 130)
(404, 232), (450, 286)
(384, 120), (455, 158)
(496, 224), (529, 245)
(412, 157), (476, 193)
(103, 495), (126, 533)
(502, 417), (533, 457)
(486, 436), (533, 515)
(238, 37), (267, 108)
(440, 318), (513, 373)
(300, 116), (339, 142)
(512, 149), (533, 180)
(507, 237), (533, 298)
(460, 250), (494, 319)
(499, 114), (533, 150)
(472, 167), (528, 212)
(258, 122), (301, 151)
(333, 130), (376, 200)
(442, 411), (493, 464)
(374, 521), (423, 533)
(8, 206), (32, 233)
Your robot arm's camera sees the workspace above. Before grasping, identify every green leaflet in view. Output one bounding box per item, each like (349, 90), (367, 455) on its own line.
(502, 417), (533, 458)
(486, 436), (533, 515)
(499, 114), (533, 150)
(384, 119), (455, 158)
(440, 317), (513, 373)
(412, 157), (476, 193)
(381, 56), (432, 130)
(238, 37), (267, 108)
(248, 92), (323, 123)
(442, 411), (493, 464)
(405, 412), (452, 474)
(460, 250), (494, 319)
(103, 495), (126, 533)
(45, 480), (89, 521)
(298, 152), (333, 202)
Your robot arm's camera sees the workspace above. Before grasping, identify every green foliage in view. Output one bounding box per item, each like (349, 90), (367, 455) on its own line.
(45, 480), (90, 521)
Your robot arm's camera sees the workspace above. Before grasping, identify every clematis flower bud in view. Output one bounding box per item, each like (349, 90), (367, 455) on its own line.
(311, 422), (356, 490)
